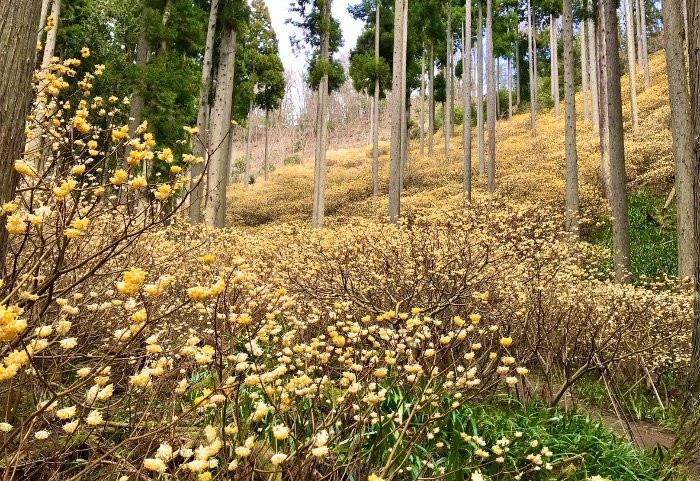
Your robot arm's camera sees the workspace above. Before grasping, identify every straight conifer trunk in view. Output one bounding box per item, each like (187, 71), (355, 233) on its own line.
(399, 0), (408, 189)
(551, 14), (560, 118)
(264, 109), (270, 181)
(445, 0), (452, 159)
(311, 0), (331, 229)
(508, 56), (512, 123)
(190, 0), (219, 224)
(477, 5), (485, 172)
(0, 0), (44, 273)
(463, 6), (472, 200)
(581, 21), (590, 122)
(527, 0), (536, 137)
(486, 0), (496, 193)
(624, 0), (639, 130)
(598, 0), (632, 283)
(373, 0), (380, 197)
(638, 0), (650, 88)
(428, 43), (435, 157)
(244, 101), (252, 190)
(388, 0), (405, 223)
(516, 38), (521, 105)
(662, 0), (695, 280)
(420, 50), (426, 157)
(587, 8), (600, 128)
(563, 0), (579, 233)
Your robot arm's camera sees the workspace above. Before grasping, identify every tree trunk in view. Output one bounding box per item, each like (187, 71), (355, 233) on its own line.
(581, 20), (590, 122)
(190, 0), (219, 224)
(486, 0), (496, 194)
(639, 0), (650, 88)
(312, 0), (331, 228)
(624, 0), (639, 130)
(563, 0), (579, 234)
(508, 55), (513, 123)
(551, 14), (560, 118)
(1, 0), (43, 273)
(598, 0), (632, 283)
(373, 0), (380, 197)
(428, 42), (435, 157)
(244, 101), (253, 190)
(204, 24), (236, 228)
(528, 0), (536, 137)
(125, 7), (150, 172)
(634, 0), (643, 78)
(477, 4), (485, 171)
(661, 0), (695, 280)
(399, 0), (408, 190)
(683, 0), (689, 61)
(389, 0), (405, 223)
(516, 37), (521, 105)
(27, 0), (61, 170)
(35, 0), (51, 57)
(445, 0), (452, 159)
(463, 6), (472, 201)
(588, 9), (600, 128)
(264, 109), (270, 181)
(420, 49), (425, 157)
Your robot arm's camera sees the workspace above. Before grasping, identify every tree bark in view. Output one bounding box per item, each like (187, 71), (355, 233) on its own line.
(528, 0), (536, 137)
(244, 100), (253, 190)
(420, 48), (425, 157)
(638, 0), (650, 88)
(125, 6), (150, 173)
(388, 0), (405, 223)
(516, 36), (521, 105)
(661, 0), (695, 280)
(264, 109), (270, 181)
(35, 0), (51, 57)
(551, 14), (560, 118)
(445, 0), (452, 159)
(581, 20), (590, 122)
(598, 0), (632, 283)
(463, 6), (472, 201)
(190, 0), (219, 224)
(428, 42), (435, 157)
(311, 0), (331, 229)
(624, 0), (639, 131)
(486, 0), (496, 194)
(563, 0), (579, 234)
(205, 24), (237, 228)
(399, 0), (408, 190)
(508, 55), (513, 124)
(477, 4), (485, 171)
(587, 9), (600, 129)
(0, 0), (44, 273)
(373, 0), (380, 197)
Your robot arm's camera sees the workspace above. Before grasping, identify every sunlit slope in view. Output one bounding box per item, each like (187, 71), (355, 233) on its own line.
(226, 50), (672, 227)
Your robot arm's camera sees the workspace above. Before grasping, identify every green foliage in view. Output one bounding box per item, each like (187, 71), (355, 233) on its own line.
(284, 154), (302, 165)
(233, 156), (246, 174)
(586, 191), (679, 280)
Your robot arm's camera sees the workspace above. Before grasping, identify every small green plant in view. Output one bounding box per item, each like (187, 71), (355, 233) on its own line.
(284, 154), (302, 165)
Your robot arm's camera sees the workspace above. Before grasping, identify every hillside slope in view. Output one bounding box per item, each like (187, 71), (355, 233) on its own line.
(226, 50), (673, 229)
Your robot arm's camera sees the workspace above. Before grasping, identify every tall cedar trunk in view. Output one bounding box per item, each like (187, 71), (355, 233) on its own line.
(634, 0), (643, 72)
(662, 0), (695, 280)
(190, 0), (219, 224)
(445, 0), (452, 159)
(399, 0), (408, 191)
(264, 109), (270, 181)
(204, 25), (236, 228)
(624, 0), (639, 130)
(516, 38), (521, 105)
(388, 0), (405, 223)
(36, 0), (51, 57)
(683, 0), (689, 60)
(587, 8), (600, 128)
(420, 49), (426, 157)
(667, 0), (700, 469)
(0, 0), (44, 274)
(477, 5), (485, 172)
(486, 0), (495, 193)
(581, 20), (590, 122)
(311, 0), (331, 229)
(508, 56), (512, 123)
(551, 14), (560, 118)
(428, 43), (435, 157)
(638, 0), (650, 88)
(598, 0), (632, 283)
(563, 0), (579, 233)
(373, 1), (380, 197)
(244, 101), (253, 190)
(463, 6), (472, 201)
(27, 0), (61, 170)
(527, 0), (536, 137)
(125, 11), (150, 171)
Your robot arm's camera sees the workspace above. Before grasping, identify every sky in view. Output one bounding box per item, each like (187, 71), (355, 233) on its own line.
(264, 0), (365, 72)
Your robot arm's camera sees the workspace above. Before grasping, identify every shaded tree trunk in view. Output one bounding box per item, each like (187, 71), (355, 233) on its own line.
(428, 42), (435, 157)
(563, 0), (579, 233)
(624, 0), (639, 130)
(125, 6), (150, 173)
(528, 0), (536, 137)
(190, 0), (219, 224)
(373, 0), (380, 197)
(598, 0), (632, 283)
(244, 100), (253, 190)
(204, 24), (236, 228)
(388, 0), (405, 223)
(419, 49), (425, 157)
(551, 14), (560, 118)
(638, 0), (650, 88)
(445, 0), (452, 159)
(581, 20), (590, 122)
(662, 0), (695, 280)
(311, 0), (331, 228)
(587, 7), (600, 128)
(0, 0), (44, 274)
(477, 4), (485, 172)
(264, 109), (270, 181)
(486, 0), (496, 194)
(516, 37), (521, 105)
(463, 5), (472, 201)
(508, 56), (512, 123)
(399, 0), (408, 190)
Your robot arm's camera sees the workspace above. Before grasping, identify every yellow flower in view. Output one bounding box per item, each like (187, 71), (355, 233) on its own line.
(500, 337), (513, 347)
(128, 176), (147, 189)
(143, 458), (166, 472)
(368, 475), (385, 481)
(81, 47), (90, 58)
